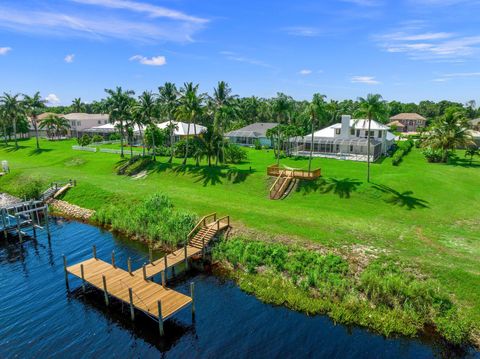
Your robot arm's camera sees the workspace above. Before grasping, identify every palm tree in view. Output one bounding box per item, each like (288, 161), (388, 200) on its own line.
(23, 92), (46, 150)
(305, 94), (327, 172)
(176, 83), (204, 165)
(356, 94), (387, 182)
(211, 81), (237, 165)
(54, 116), (71, 139)
(105, 87), (135, 158)
(423, 107), (474, 162)
(0, 93), (24, 149)
(39, 114), (70, 140)
(158, 83), (179, 163)
(135, 91), (157, 159)
(72, 97), (85, 113)
(272, 93), (293, 165)
(0, 106), (9, 145)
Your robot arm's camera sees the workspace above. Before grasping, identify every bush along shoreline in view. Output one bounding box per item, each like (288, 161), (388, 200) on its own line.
(212, 236), (474, 347)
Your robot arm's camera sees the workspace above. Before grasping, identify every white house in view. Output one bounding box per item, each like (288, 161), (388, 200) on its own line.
(63, 113), (110, 137)
(157, 121), (207, 142)
(224, 122), (278, 147)
(290, 115), (395, 162)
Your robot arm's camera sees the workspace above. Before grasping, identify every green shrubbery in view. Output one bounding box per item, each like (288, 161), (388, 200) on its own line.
(92, 134), (103, 143)
(94, 193), (197, 247)
(392, 140), (414, 166)
(77, 134), (92, 147)
(213, 237), (472, 344)
(224, 144), (248, 164)
(423, 148), (444, 163)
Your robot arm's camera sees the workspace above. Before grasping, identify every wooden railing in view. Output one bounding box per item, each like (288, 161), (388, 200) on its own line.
(187, 212), (217, 240)
(269, 169), (286, 192)
(267, 164), (321, 180)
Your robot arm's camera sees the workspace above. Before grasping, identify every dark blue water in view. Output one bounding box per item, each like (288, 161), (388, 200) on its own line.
(0, 220), (478, 358)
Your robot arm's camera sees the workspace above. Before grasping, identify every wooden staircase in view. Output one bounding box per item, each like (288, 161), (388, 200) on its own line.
(188, 213), (230, 250)
(270, 171), (294, 200)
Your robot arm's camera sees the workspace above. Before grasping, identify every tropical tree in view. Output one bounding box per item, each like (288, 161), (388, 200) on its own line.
(422, 107), (474, 162)
(305, 94), (327, 172)
(105, 87), (135, 158)
(39, 114), (70, 140)
(356, 94), (387, 182)
(0, 107), (7, 145)
(465, 146), (480, 164)
(211, 81), (237, 165)
(271, 93), (293, 165)
(135, 91), (157, 158)
(71, 97), (86, 113)
(158, 83), (179, 163)
(23, 92), (46, 150)
(176, 83), (204, 166)
(0, 93), (24, 149)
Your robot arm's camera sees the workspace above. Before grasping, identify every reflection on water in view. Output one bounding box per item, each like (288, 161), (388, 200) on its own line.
(0, 219), (478, 358)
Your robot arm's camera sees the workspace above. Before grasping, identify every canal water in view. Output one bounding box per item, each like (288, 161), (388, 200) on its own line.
(0, 220), (478, 358)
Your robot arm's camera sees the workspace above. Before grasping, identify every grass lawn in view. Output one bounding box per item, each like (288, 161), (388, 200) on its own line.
(1, 138), (479, 325)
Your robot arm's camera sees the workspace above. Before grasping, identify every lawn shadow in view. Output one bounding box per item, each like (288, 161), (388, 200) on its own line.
(372, 183), (429, 210)
(172, 163), (253, 186)
(28, 148), (53, 156)
(296, 177), (362, 198)
(447, 155), (480, 168)
(225, 167), (255, 184)
(4, 145), (29, 152)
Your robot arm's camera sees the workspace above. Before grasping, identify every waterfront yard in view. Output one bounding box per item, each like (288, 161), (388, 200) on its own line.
(1, 138), (479, 329)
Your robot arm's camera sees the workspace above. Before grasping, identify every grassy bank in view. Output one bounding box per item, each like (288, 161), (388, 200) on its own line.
(212, 236), (473, 345)
(1, 138), (479, 345)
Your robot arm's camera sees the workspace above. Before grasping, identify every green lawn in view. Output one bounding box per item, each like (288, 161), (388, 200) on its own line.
(1, 138), (479, 325)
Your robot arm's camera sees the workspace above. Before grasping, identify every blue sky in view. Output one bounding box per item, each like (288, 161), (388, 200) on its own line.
(0, 0), (479, 105)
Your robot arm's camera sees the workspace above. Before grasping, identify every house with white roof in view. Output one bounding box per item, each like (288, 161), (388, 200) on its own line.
(64, 113), (110, 137)
(290, 115), (395, 162)
(224, 122), (278, 147)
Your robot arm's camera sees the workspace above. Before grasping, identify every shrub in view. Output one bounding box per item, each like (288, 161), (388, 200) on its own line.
(13, 177), (45, 199)
(392, 140), (413, 166)
(254, 139), (262, 150)
(422, 148), (444, 163)
(224, 144), (248, 163)
(173, 139), (198, 158)
(77, 134), (92, 147)
(92, 134), (103, 143)
(108, 133), (120, 141)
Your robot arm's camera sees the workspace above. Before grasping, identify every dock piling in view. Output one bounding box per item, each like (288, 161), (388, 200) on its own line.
(161, 271), (165, 287)
(164, 256), (167, 273)
(15, 214), (22, 242)
(63, 255), (69, 290)
(128, 257), (132, 275)
(102, 275), (109, 306)
(158, 301), (164, 336)
(80, 264), (85, 292)
(142, 263), (147, 281)
(149, 247), (153, 265)
(92, 245), (97, 259)
(44, 207), (51, 240)
(111, 250), (116, 268)
(128, 288), (135, 321)
(190, 282), (195, 319)
(184, 245), (188, 270)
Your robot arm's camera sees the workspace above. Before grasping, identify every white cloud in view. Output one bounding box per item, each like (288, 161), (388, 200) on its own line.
(71, 0), (208, 23)
(45, 93), (60, 104)
(375, 23), (480, 61)
(64, 54), (75, 63)
(351, 76), (380, 84)
(220, 51), (272, 68)
(0, 47), (12, 55)
(434, 72), (480, 82)
(0, 4), (206, 43)
(283, 26), (323, 37)
(129, 55), (166, 66)
(299, 69), (312, 75)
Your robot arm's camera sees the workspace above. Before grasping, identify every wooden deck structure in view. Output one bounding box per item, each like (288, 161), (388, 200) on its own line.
(64, 213), (230, 335)
(267, 164), (321, 200)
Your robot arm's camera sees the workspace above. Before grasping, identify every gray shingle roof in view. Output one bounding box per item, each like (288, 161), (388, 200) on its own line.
(225, 122), (278, 138)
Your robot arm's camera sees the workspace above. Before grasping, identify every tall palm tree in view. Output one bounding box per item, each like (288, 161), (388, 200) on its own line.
(135, 91), (157, 159)
(305, 93), (327, 172)
(23, 91), (46, 150)
(272, 93), (293, 165)
(423, 107), (474, 162)
(211, 81), (237, 165)
(0, 106), (9, 145)
(72, 97), (85, 113)
(356, 94), (387, 182)
(176, 83), (204, 165)
(105, 87), (135, 158)
(39, 114), (70, 140)
(158, 83), (178, 163)
(0, 93), (24, 149)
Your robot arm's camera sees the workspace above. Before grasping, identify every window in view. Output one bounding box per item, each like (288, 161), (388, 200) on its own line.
(335, 128), (341, 135)
(350, 128), (355, 135)
(98, 120), (101, 124)
(336, 144), (339, 152)
(356, 129), (360, 137)
(350, 145), (354, 152)
(377, 131), (382, 138)
(104, 120), (108, 124)
(77, 121), (81, 126)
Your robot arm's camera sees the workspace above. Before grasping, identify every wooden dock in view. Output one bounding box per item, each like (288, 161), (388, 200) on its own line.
(64, 213), (230, 334)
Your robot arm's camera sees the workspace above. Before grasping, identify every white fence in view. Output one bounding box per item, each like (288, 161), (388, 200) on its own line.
(99, 148), (142, 155)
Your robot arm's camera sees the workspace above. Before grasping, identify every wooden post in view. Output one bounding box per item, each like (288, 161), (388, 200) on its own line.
(161, 271), (165, 287)
(149, 247), (153, 265)
(164, 255), (168, 271)
(102, 275), (109, 306)
(202, 236), (205, 260)
(30, 212), (37, 238)
(63, 255), (69, 290)
(15, 214), (22, 242)
(44, 206), (51, 240)
(184, 245), (189, 270)
(158, 301), (164, 336)
(142, 263), (147, 281)
(92, 245), (97, 259)
(190, 282), (195, 319)
(111, 250), (116, 268)
(128, 257), (132, 275)
(80, 264), (85, 292)
(128, 288), (135, 321)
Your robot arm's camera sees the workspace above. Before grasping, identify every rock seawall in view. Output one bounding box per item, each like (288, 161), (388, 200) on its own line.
(48, 199), (95, 221)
